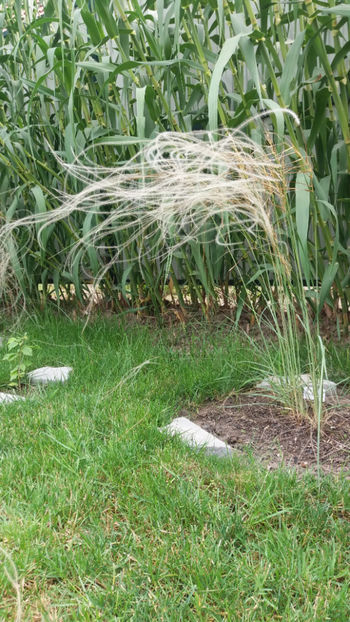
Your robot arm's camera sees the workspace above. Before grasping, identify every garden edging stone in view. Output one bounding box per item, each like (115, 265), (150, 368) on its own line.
(27, 366), (73, 385)
(256, 374), (337, 402)
(0, 392), (25, 404)
(161, 416), (233, 457)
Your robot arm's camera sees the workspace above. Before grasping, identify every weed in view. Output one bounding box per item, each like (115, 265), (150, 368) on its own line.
(2, 333), (34, 389)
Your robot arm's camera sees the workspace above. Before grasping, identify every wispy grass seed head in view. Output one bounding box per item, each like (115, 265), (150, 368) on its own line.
(0, 129), (288, 299)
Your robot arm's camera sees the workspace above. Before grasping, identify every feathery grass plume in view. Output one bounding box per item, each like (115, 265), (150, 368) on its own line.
(0, 231), (24, 314)
(0, 127), (289, 295)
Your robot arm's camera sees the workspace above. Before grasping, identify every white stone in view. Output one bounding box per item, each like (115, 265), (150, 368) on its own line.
(160, 416), (233, 457)
(303, 385), (326, 402)
(256, 375), (282, 389)
(256, 374), (337, 401)
(0, 392), (25, 404)
(302, 378), (337, 402)
(27, 366), (72, 385)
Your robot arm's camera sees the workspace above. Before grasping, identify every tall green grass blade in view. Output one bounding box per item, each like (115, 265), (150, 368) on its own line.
(279, 31), (305, 106)
(208, 35), (243, 131)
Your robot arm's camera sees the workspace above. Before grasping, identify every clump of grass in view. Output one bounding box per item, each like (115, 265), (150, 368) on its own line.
(0, 121), (328, 422)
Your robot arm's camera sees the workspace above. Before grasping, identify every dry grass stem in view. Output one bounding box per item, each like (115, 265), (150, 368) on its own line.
(0, 546), (22, 622)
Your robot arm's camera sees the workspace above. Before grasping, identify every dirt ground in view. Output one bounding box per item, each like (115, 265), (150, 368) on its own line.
(193, 393), (350, 476)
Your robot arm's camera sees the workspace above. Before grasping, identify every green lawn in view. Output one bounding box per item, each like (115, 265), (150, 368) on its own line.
(0, 317), (349, 621)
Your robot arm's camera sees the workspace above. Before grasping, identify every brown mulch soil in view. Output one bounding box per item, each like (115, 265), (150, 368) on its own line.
(192, 393), (350, 475)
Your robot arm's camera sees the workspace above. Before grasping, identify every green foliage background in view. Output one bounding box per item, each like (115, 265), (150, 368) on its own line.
(0, 0), (349, 319)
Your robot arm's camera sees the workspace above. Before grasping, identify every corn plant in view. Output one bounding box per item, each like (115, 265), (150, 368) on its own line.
(0, 0), (349, 324)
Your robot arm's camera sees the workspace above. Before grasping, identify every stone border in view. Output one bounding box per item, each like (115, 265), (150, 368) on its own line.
(160, 416), (233, 457)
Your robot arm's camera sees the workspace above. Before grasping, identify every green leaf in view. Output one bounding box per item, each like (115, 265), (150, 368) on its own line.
(320, 4), (350, 16)
(280, 31), (305, 106)
(307, 87), (330, 150)
(31, 185), (54, 251)
(262, 99), (285, 148)
(93, 136), (149, 147)
(81, 9), (105, 46)
(217, 0), (224, 40)
(136, 86), (146, 139)
(3, 353), (14, 362)
(295, 171), (311, 281)
(22, 346), (33, 357)
(94, 0), (119, 38)
(318, 262), (339, 313)
(83, 212), (100, 276)
(7, 338), (19, 351)
(208, 34), (243, 131)
(77, 61), (117, 73)
(241, 38), (262, 100)
(331, 40), (350, 70)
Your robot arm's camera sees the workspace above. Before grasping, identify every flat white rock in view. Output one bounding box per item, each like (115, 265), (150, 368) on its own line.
(257, 374), (311, 389)
(302, 378), (337, 401)
(27, 366), (72, 385)
(256, 375), (283, 389)
(257, 374), (337, 401)
(161, 416), (233, 457)
(0, 392), (25, 404)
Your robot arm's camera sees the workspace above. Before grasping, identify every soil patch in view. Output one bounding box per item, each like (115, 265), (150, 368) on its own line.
(193, 394), (350, 475)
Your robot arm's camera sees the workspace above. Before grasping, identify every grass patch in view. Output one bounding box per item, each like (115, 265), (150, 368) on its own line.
(0, 317), (349, 620)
